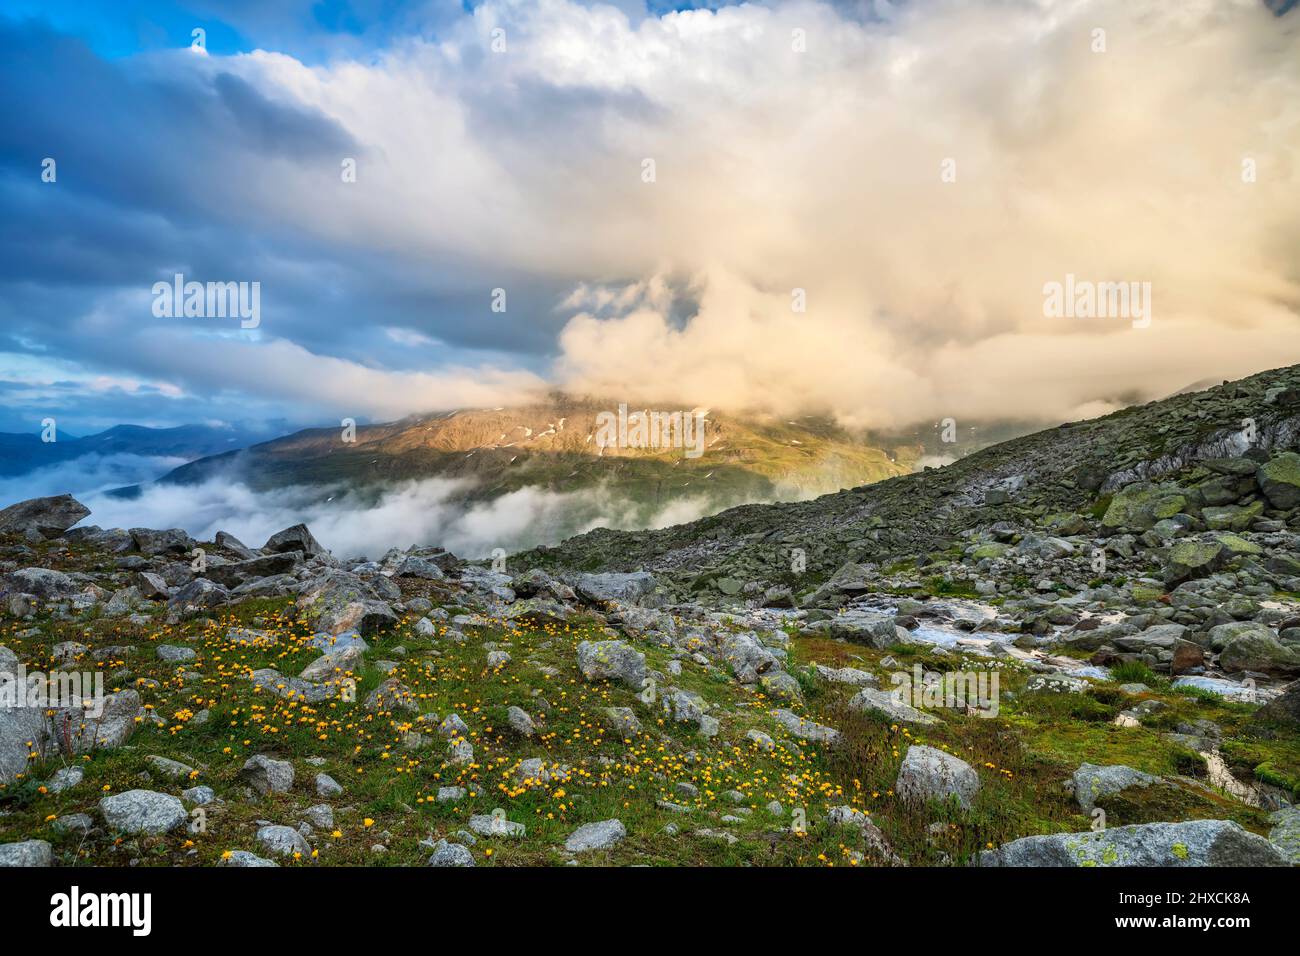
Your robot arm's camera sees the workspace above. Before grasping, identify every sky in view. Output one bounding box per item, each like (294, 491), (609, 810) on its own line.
(2, 0), (1298, 438)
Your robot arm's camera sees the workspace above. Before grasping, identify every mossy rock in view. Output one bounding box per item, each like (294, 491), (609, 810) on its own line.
(1102, 482), (1186, 531)
(1257, 452), (1300, 509)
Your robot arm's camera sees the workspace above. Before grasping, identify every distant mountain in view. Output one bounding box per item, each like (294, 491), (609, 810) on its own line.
(0, 423), (273, 478)
(158, 395), (925, 517)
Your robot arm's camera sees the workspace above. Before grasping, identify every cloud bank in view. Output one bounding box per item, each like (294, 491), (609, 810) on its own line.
(78, 476), (719, 560)
(2, 0), (1298, 435)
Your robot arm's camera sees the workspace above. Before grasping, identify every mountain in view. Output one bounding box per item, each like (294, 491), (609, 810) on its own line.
(1, 364), (1298, 870)
(515, 364), (1300, 599)
(157, 395), (926, 517)
(0, 423), (274, 478)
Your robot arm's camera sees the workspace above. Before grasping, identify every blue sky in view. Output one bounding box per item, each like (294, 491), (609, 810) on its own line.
(2, 0), (1297, 438)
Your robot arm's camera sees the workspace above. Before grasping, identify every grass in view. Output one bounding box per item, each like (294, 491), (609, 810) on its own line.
(1, 573), (1289, 867)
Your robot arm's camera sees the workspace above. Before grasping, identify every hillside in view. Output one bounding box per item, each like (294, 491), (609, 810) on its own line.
(158, 395), (923, 517)
(515, 364), (1300, 601)
(2, 364), (1299, 871)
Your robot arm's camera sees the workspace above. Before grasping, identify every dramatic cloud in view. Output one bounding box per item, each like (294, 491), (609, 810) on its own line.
(2, 0), (1298, 435)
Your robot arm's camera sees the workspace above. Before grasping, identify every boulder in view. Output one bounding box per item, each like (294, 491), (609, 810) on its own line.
(1102, 483), (1185, 532)
(130, 528), (195, 555)
(256, 825), (311, 858)
(575, 571), (659, 607)
(1257, 452), (1300, 510)
(0, 839), (53, 866)
(1072, 763), (1162, 812)
(576, 640), (646, 689)
(848, 686), (940, 726)
(2, 567), (79, 599)
(979, 820), (1287, 867)
(772, 708), (840, 746)
(427, 840), (475, 866)
(99, 789), (188, 835)
(1217, 627), (1300, 676)
(564, 819), (626, 853)
(240, 754), (294, 794)
(1268, 807), (1300, 865)
(264, 523), (325, 557)
(0, 494), (89, 538)
(1253, 680), (1300, 726)
(895, 745), (980, 809)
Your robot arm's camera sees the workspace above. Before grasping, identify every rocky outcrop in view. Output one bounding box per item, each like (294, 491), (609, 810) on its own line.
(0, 494), (90, 539)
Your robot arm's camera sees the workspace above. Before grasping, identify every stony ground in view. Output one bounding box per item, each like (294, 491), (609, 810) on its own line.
(2, 365), (1300, 867)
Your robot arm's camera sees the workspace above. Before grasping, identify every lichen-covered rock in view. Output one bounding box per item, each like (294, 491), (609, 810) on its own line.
(1257, 452), (1300, 509)
(576, 640), (646, 688)
(772, 708), (840, 746)
(1072, 763), (1162, 812)
(1102, 482), (1186, 532)
(979, 820), (1287, 867)
(1217, 627), (1300, 676)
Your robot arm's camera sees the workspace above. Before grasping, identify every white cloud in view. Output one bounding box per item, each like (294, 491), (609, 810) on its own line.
(185, 0), (1299, 426)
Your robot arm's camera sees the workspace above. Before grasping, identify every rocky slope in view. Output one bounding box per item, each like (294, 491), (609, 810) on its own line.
(1, 364), (1299, 868)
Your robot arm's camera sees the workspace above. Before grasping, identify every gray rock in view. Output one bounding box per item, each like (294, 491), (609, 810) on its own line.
(895, 745), (980, 810)
(427, 840), (475, 867)
(156, 644), (197, 663)
(315, 773), (343, 797)
(241, 754), (294, 794)
(814, 664), (879, 687)
(980, 820), (1288, 867)
(99, 789), (188, 834)
(575, 571), (660, 606)
(1268, 807), (1300, 865)
(576, 640), (646, 688)
(45, 766), (84, 793)
(2, 567), (79, 599)
(264, 523), (325, 557)
(182, 785), (216, 806)
(304, 804), (334, 829)
(0, 494), (90, 538)
(130, 527), (196, 555)
(848, 686), (940, 726)
(772, 708), (840, 746)
(1072, 763), (1162, 812)
(564, 819), (626, 853)
(0, 839), (53, 866)
(298, 645), (365, 681)
(219, 850), (279, 867)
(506, 705), (536, 737)
(469, 813), (526, 838)
(146, 755), (196, 780)
(256, 824), (311, 858)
